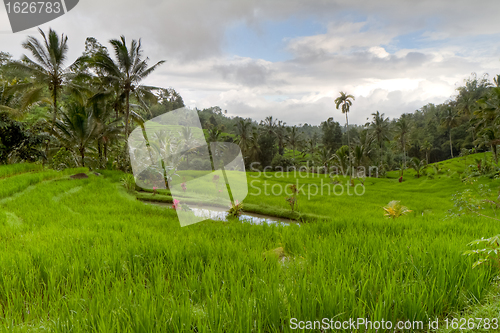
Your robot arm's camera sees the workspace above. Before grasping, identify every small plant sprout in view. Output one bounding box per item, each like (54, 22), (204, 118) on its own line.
(463, 235), (500, 269)
(285, 184), (299, 212)
(383, 200), (412, 219)
(227, 200), (243, 218)
(121, 174), (136, 192)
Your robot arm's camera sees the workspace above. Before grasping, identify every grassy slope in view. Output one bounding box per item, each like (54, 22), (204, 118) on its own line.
(0, 157), (498, 332)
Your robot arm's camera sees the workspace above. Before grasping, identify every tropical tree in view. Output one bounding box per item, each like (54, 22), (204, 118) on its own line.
(286, 126), (303, 159)
(234, 119), (253, 163)
(335, 92), (355, 181)
(7, 28), (85, 123)
(180, 126), (193, 168)
(333, 145), (350, 176)
(88, 93), (123, 168)
(370, 111), (391, 149)
(275, 120), (287, 156)
(303, 132), (319, 159)
(353, 145), (367, 176)
(475, 128), (499, 164)
(410, 157), (426, 178)
(441, 105), (458, 158)
(321, 117), (342, 153)
(92, 36), (165, 142)
(315, 146), (333, 174)
(421, 140), (432, 164)
(248, 128), (262, 163)
(53, 102), (98, 167)
(395, 114), (410, 167)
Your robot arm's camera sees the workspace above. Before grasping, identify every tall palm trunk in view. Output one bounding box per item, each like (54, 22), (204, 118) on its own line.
(402, 137), (406, 167)
(97, 140), (103, 168)
(345, 113), (351, 182)
(124, 90), (130, 140)
(80, 147), (85, 167)
(449, 131), (453, 158)
(52, 86), (58, 124)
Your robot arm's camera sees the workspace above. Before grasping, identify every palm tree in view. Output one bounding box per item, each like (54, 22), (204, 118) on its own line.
(248, 128), (261, 163)
(92, 36), (165, 141)
(333, 145), (349, 176)
(234, 119), (253, 163)
(180, 126), (193, 168)
(370, 111), (390, 149)
(303, 132), (319, 159)
(87, 94), (123, 168)
(7, 28), (85, 123)
(335, 92), (355, 181)
(53, 102), (98, 167)
(475, 128), (499, 164)
(275, 120), (287, 155)
(410, 157), (425, 178)
(456, 93), (478, 148)
(421, 140), (432, 164)
(353, 145), (366, 176)
(315, 146), (333, 174)
(207, 126), (224, 143)
(441, 105), (458, 158)
(396, 114), (410, 168)
(286, 126), (303, 159)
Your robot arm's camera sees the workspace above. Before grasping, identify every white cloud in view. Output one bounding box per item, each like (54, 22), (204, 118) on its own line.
(1, 0), (500, 125)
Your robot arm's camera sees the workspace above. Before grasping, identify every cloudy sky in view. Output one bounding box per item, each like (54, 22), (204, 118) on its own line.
(1, 0), (500, 125)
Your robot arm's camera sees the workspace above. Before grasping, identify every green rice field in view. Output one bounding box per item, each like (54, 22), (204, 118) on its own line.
(0, 154), (498, 332)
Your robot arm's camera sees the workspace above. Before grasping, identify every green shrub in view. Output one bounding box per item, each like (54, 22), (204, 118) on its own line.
(51, 147), (77, 170)
(271, 154), (295, 171)
(121, 174), (136, 192)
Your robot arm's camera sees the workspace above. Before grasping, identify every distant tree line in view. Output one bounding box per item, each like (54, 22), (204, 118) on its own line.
(0, 29), (498, 176)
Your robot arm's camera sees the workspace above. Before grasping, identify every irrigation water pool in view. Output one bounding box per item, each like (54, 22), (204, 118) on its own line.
(144, 201), (296, 226)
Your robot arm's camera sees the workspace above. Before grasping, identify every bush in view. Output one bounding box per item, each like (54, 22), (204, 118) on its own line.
(51, 147), (77, 171)
(121, 174), (136, 192)
(271, 154), (295, 171)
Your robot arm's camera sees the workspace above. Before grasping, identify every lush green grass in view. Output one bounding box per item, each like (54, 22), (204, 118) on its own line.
(0, 167), (88, 200)
(0, 157), (498, 332)
(0, 163), (43, 179)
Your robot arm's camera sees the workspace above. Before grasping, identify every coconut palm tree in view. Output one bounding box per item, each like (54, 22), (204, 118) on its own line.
(315, 146), (333, 174)
(248, 128), (261, 163)
(475, 128), (500, 164)
(234, 119), (253, 162)
(410, 157), (426, 178)
(370, 111), (390, 149)
(53, 102), (98, 167)
(421, 140), (432, 164)
(441, 105), (458, 158)
(7, 28), (86, 123)
(335, 91), (355, 181)
(333, 145), (349, 176)
(275, 120), (287, 156)
(395, 114), (410, 168)
(286, 126), (303, 159)
(87, 93), (123, 168)
(180, 126), (193, 168)
(353, 145), (366, 176)
(92, 36), (165, 141)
